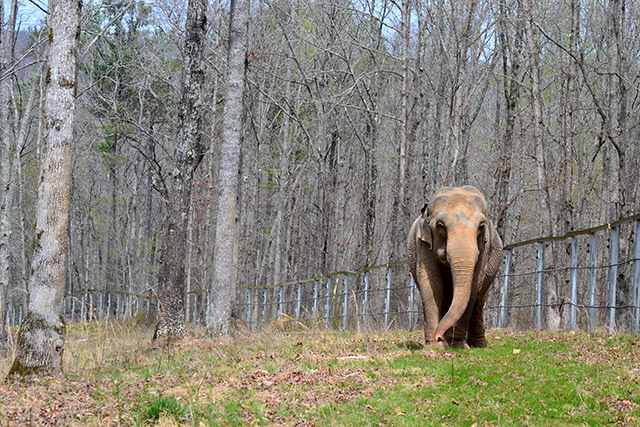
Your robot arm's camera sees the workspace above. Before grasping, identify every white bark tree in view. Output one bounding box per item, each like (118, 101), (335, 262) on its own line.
(7, 0), (81, 380)
(0, 0), (18, 347)
(207, 0), (249, 335)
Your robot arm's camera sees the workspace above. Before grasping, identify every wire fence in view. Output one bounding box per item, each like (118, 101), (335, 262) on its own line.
(4, 214), (640, 336)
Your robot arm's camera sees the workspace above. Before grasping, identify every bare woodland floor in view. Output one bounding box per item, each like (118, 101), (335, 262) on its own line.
(0, 321), (639, 426)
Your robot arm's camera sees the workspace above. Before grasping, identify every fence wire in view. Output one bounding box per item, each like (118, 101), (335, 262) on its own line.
(4, 215), (640, 336)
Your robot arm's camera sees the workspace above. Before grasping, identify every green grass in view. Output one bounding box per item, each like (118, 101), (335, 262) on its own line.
(1, 326), (638, 425)
(137, 395), (190, 424)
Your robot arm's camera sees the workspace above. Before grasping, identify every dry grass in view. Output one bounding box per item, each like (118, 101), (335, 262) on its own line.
(0, 323), (639, 426)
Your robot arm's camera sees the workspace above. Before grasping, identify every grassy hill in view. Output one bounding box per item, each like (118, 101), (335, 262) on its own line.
(1, 322), (639, 425)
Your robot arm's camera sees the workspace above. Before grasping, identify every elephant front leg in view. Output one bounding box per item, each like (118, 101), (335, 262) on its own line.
(417, 275), (442, 346)
(443, 292), (477, 348)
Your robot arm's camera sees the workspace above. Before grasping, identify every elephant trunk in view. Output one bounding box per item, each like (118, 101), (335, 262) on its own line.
(434, 245), (478, 343)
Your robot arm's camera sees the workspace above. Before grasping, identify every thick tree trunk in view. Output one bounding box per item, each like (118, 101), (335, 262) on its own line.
(7, 0), (80, 380)
(207, 0), (249, 335)
(0, 0), (17, 350)
(154, 0), (207, 341)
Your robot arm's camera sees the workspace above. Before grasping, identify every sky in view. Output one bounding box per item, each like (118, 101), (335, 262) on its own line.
(3, 0), (47, 29)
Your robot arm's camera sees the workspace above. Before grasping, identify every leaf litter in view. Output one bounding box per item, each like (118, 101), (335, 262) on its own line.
(0, 327), (638, 425)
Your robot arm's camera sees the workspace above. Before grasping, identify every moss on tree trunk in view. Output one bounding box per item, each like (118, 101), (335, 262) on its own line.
(6, 311), (66, 381)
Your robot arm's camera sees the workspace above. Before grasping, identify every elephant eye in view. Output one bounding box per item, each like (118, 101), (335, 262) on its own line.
(478, 221), (486, 236)
(436, 221), (447, 237)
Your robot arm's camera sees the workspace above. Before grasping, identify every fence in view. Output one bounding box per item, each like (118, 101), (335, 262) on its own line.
(4, 214), (640, 336)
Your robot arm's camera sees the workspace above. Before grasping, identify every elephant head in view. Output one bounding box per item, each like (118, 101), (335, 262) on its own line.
(417, 186), (492, 343)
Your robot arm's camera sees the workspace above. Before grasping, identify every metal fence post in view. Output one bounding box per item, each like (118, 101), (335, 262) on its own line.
(145, 294), (150, 324)
(408, 275), (415, 331)
(296, 283), (302, 324)
(206, 290), (211, 329)
(608, 225), (619, 334)
(193, 293), (198, 326)
(588, 232), (598, 331)
(116, 293), (121, 321)
(81, 293), (86, 322)
(569, 236), (578, 329)
(325, 277), (332, 329)
(262, 288), (268, 321)
(71, 296), (76, 323)
(499, 249), (512, 329)
(362, 271), (370, 331)
(247, 288), (253, 330)
(107, 292), (112, 321)
(278, 286), (284, 317)
(342, 275), (349, 331)
(536, 242), (545, 330)
(633, 220), (640, 336)
(312, 281), (319, 320)
(384, 266), (392, 330)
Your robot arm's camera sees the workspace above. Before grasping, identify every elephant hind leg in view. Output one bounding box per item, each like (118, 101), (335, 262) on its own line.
(466, 298), (487, 348)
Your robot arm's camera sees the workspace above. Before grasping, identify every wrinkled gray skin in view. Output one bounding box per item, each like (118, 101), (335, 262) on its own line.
(407, 186), (503, 348)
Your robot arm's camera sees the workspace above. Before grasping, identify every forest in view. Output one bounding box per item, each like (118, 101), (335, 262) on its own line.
(1, 0), (640, 377)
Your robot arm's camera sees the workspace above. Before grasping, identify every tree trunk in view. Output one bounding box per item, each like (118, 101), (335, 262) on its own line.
(521, 0), (560, 329)
(495, 0), (523, 240)
(0, 0), (17, 350)
(389, 0), (410, 261)
(562, 0), (579, 234)
(144, 123), (155, 312)
(207, 0), (249, 335)
(7, 0), (80, 380)
(154, 0), (207, 341)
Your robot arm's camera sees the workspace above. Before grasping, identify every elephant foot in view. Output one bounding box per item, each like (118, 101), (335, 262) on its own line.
(426, 340), (469, 350)
(466, 333), (487, 348)
(446, 341), (470, 349)
(424, 341), (447, 351)
(466, 338), (487, 348)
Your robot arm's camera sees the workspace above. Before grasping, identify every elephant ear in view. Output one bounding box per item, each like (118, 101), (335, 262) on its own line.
(416, 204), (433, 249)
(482, 219), (504, 284)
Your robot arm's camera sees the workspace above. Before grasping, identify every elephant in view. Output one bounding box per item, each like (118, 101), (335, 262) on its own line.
(407, 186), (502, 348)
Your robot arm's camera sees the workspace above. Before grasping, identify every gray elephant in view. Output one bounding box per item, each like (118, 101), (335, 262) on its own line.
(407, 186), (502, 348)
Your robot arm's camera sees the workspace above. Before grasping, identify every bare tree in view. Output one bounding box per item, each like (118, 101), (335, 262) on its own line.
(207, 0), (249, 335)
(7, 0), (81, 380)
(520, 0), (560, 329)
(154, 0), (208, 341)
(561, 0), (579, 234)
(0, 0), (18, 348)
(494, 0), (523, 240)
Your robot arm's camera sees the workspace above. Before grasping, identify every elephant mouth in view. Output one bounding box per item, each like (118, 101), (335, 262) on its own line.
(436, 249), (448, 265)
